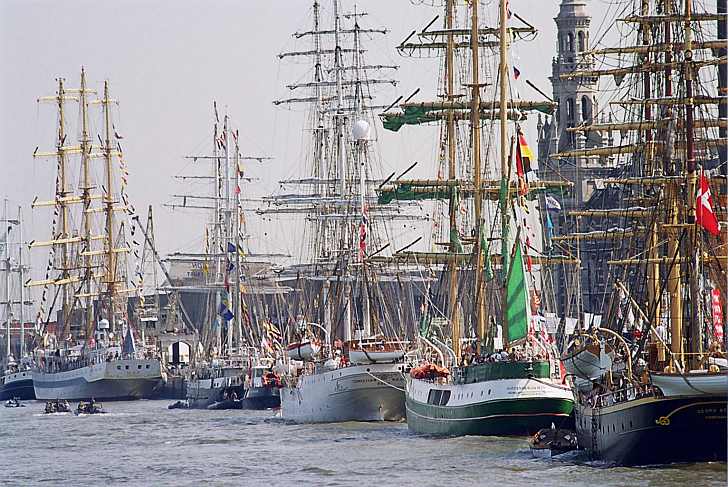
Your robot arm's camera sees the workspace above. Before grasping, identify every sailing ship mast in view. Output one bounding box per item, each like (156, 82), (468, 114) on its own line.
(29, 70), (136, 344)
(1, 203), (29, 361)
(79, 68), (94, 338)
(3, 199), (10, 359)
(553, 0), (728, 373)
(497, 0), (511, 350)
(267, 0), (400, 345)
(379, 0), (571, 359)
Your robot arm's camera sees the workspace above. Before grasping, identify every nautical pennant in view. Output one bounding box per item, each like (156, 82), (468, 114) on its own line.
(359, 206), (368, 258)
(218, 293), (234, 321)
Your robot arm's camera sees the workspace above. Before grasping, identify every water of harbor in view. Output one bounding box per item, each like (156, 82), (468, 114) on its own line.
(1, 400), (725, 487)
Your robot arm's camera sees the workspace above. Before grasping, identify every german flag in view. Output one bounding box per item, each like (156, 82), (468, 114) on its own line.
(515, 129), (538, 195)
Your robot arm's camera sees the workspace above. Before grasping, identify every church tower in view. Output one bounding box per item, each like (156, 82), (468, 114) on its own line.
(538, 0), (603, 173)
(538, 0), (616, 316)
(551, 0), (600, 152)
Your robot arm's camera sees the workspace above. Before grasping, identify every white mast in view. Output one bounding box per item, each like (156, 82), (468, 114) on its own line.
(233, 129), (242, 354)
(223, 114), (233, 356)
(333, 0), (351, 342)
(334, 0), (346, 199)
(17, 205), (24, 357)
(4, 199), (10, 360)
(352, 8), (370, 339)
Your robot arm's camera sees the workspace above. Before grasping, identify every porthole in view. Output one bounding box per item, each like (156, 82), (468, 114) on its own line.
(117, 366), (121, 370)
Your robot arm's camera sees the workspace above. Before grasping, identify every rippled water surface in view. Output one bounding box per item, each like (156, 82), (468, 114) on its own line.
(1, 400), (725, 486)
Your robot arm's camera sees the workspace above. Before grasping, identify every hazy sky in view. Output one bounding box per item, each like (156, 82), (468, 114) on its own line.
(0, 0), (612, 283)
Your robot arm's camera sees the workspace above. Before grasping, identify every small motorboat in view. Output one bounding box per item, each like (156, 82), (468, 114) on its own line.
(207, 399), (243, 410)
(4, 397), (24, 408)
(529, 427), (578, 458)
(76, 400), (105, 415)
(167, 400), (189, 410)
(45, 399), (72, 414)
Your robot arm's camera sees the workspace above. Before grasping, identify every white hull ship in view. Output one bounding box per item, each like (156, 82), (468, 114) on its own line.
(272, 1), (410, 424)
(33, 356), (161, 401)
(27, 69), (163, 401)
(280, 362), (405, 423)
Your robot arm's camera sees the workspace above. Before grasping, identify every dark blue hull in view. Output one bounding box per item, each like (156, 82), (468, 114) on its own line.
(242, 386), (280, 410)
(0, 377), (35, 401)
(575, 394), (727, 465)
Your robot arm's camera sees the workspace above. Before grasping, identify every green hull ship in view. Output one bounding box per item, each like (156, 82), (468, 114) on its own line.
(406, 361), (574, 436)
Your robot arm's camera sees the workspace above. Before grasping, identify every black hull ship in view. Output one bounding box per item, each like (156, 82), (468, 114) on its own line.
(0, 368), (34, 401)
(553, 0), (728, 467)
(575, 392), (726, 465)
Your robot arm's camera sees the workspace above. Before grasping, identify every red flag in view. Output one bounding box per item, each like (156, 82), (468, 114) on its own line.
(359, 214), (368, 258)
(696, 172), (720, 236)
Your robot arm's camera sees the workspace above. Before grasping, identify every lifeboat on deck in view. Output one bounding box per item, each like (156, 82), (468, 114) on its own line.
(410, 362), (450, 380)
(286, 340), (320, 361)
(347, 340), (406, 365)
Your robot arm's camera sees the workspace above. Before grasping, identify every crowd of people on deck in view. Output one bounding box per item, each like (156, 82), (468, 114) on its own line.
(459, 343), (549, 367)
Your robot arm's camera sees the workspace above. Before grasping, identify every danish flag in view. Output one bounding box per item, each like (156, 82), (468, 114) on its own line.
(696, 172), (720, 236)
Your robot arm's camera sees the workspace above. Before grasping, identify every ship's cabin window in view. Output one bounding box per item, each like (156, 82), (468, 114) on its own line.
(146, 365), (150, 369)
(117, 366), (121, 370)
(125, 365), (129, 370)
(427, 389), (451, 406)
(138, 365), (142, 369)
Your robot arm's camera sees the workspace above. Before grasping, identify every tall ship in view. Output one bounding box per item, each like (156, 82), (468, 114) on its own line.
(168, 105), (284, 410)
(378, 0), (575, 436)
(268, 0), (411, 423)
(554, 0), (728, 465)
(0, 201), (34, 400)
(29, 69), (162, 400)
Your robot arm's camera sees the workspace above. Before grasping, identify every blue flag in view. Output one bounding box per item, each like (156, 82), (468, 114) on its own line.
(218, 294), (234, 321)
(545, 211), (554, 243)
(227, 242), (236, 253)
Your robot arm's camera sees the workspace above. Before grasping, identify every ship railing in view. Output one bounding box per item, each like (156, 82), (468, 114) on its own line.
(586, 384), (658, 408)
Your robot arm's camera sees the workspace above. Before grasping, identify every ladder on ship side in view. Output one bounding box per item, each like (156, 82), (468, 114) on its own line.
(590, 407), (599, 458)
